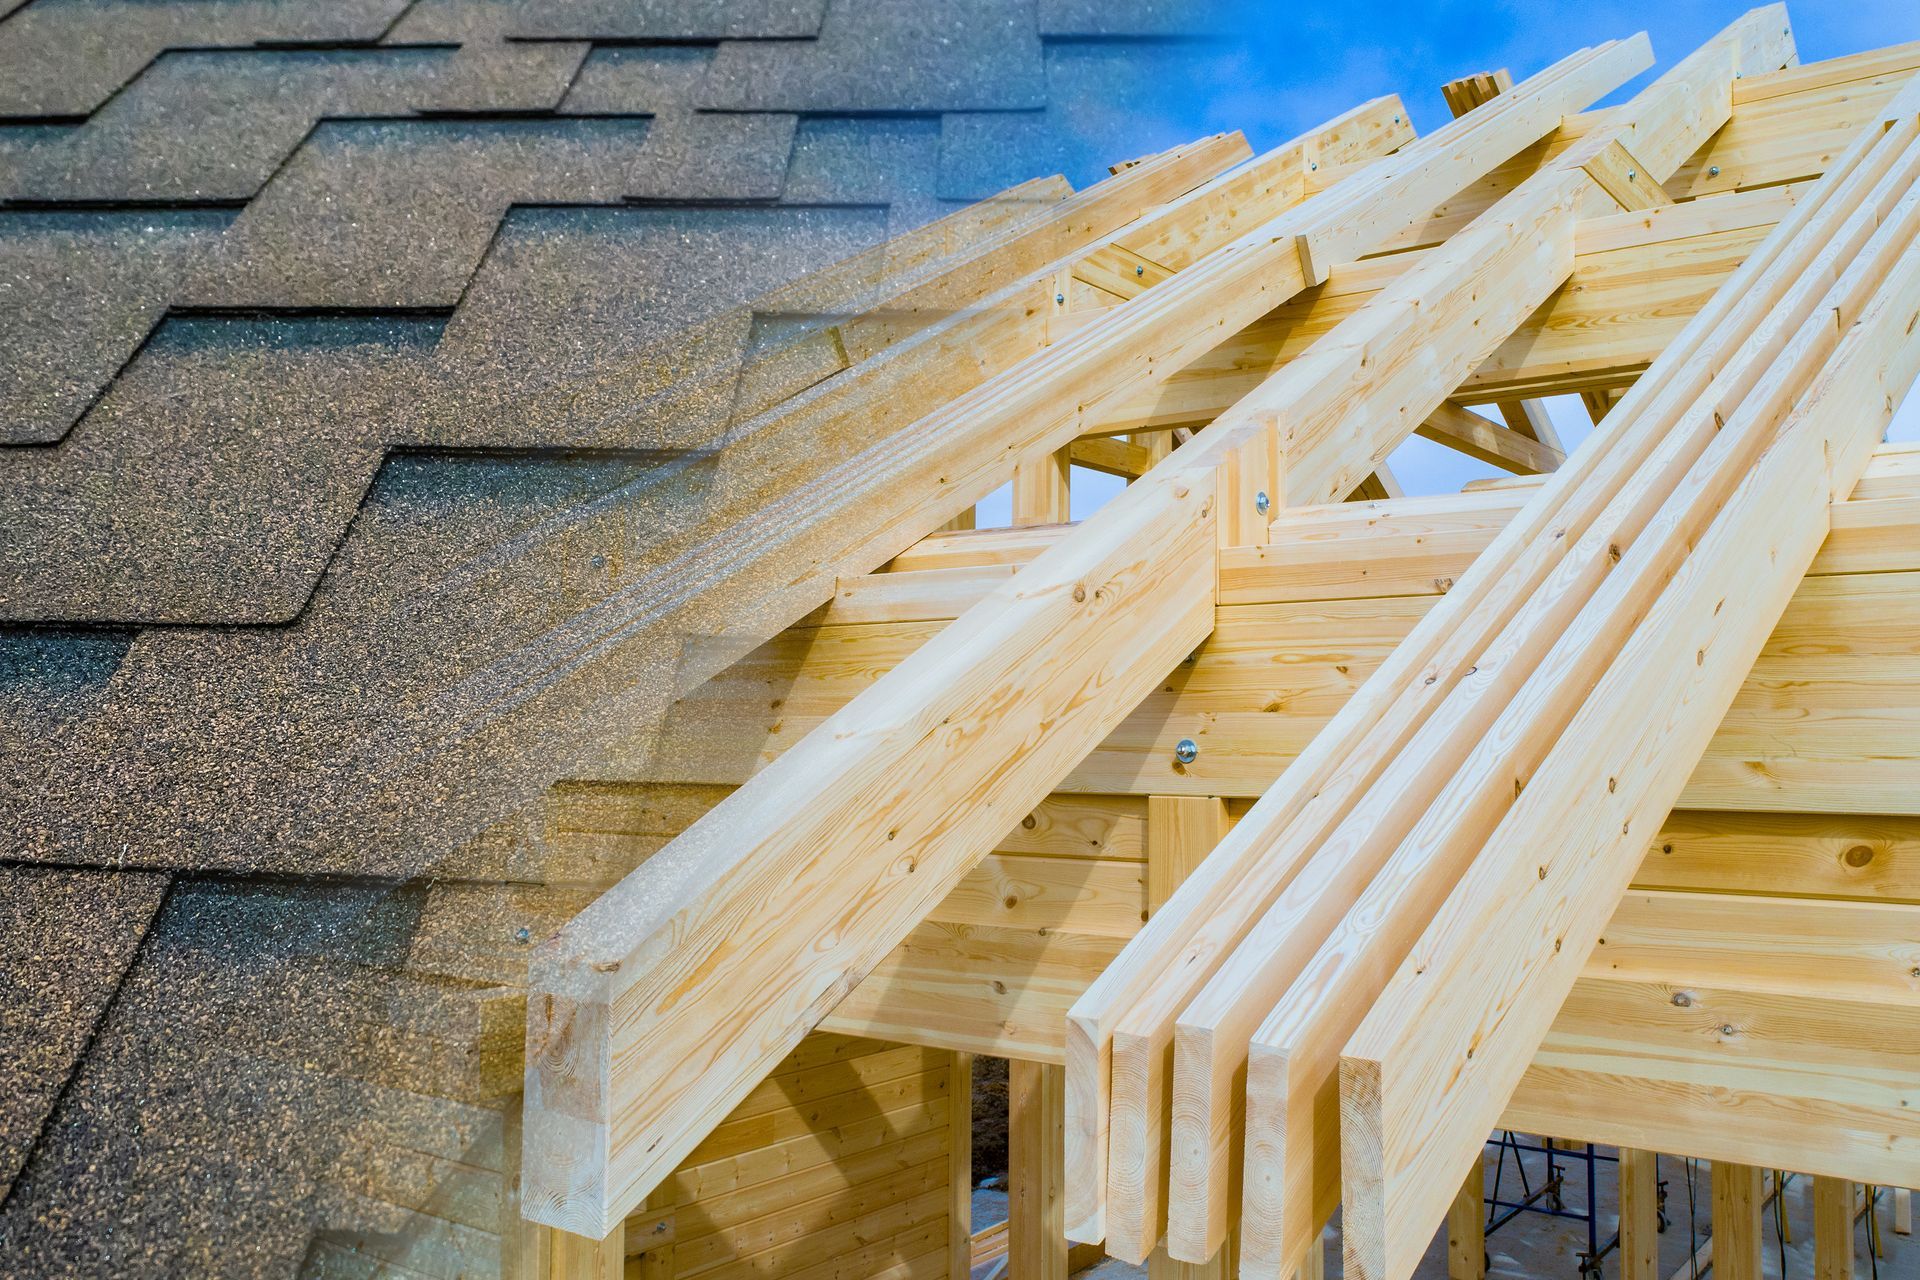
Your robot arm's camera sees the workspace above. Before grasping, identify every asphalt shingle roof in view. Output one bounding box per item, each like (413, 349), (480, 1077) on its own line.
(0, 1), (1238, 1273)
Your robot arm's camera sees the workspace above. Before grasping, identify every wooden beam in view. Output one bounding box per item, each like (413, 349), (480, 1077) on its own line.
(1436, 63), (1567, 448)
(1072, 436), (1157, 480)
(1338, 77), (1920, 1280)
(1620, 1149), (1661, 1280)
(1498, 401), (1565, 452)
(1011, 1059), (1069, 1280)
(1711, 1163), (1764, 1280)
(1348, 468), (1404, 501)
(1416, 402), (1567, 475)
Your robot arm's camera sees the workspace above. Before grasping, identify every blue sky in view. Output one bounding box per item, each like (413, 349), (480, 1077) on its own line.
(975, 0), (1920, 523)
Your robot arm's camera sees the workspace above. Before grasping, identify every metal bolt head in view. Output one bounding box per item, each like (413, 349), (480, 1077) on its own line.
(1708, 165), (1721, 177)
(1254, 490), (1271, 516)
(1174, 737), (1199, 765)
(1055, 292), (1065, 305)
(1625, 169), (1636, 181)
(514, 926), (531, 943)
(1135, 264), (1145, 276)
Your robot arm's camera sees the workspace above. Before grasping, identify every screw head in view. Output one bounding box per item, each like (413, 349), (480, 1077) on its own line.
(1626, 169), (1636, 181)
(1055, 292), (1065, 305)
(1135, 264), (1145, 276)
(1174, 737), (1199, 765)
(514, 926), (531, 943)
(1254, 490), (1271, 516)
(1708, 165), (1721, 177)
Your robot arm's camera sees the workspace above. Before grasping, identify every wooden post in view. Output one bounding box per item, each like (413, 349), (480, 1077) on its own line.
(1710, 1163), (1764, 1280)
(1147, 795), (1235, 1280)
(1814, 1176), (1855, 1280)
(1619, 1149), (1661, 1280)
(1011, 1057), (1069, 1280)
(1147, 795), (1233, 912)
(1895, 1187), (1912, 1235)
(1013, 446), (1072, 525)
(550, 1222), (625, 1280)
(953, 1052), (976, 1280)
(1446, 1153), (1486, 1280)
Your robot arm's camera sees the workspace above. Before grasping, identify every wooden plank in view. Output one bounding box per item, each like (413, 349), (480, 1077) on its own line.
(1711, 1163), (1764, 1280)
(672, 1094), (947, 1205)
(527, 443), (1217, 1234)
(1620, 1149), (1661, 1280)
(1588, 890), (1920, 1002)
(824, 922), (1123, 1062)
(931, 853), (1147, 938)
(1541, 979), (1920, 1116)
(1415, 402), (1566, 475)
(1011, 1059), (1069, 1280)
(820, 134), (1251, 364)
(1503, 1067), (1920, 1194)
(1091, 182), (1799, 440)
(1339, 94), (1920, 1280)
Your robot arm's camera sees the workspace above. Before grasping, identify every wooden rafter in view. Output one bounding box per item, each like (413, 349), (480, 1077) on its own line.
(1065, 15), (1794, 1273)
(1337, 72), (1920, 1280)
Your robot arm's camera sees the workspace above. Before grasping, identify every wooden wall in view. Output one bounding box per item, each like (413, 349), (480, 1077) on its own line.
(631, 1033), (961, 1280)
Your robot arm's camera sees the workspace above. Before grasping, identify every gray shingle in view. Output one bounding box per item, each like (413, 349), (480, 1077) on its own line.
(0, 0), (414, 120)
(506, 0), (829, 39)
(180, 117), (655, 310)
(698, 0), (1047, 112)
(0, 866), (169, 1205)
(0, 210), (229, 445)
(0, 48), (457, 204)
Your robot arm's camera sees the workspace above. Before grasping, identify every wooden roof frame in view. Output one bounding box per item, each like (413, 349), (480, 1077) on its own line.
(517, 10), (1920, 1278)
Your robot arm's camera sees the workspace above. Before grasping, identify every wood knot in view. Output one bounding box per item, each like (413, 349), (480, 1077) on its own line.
(1844, 845), (1875, 868)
